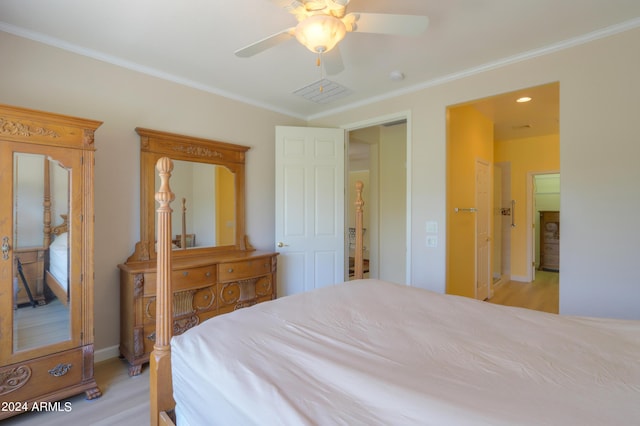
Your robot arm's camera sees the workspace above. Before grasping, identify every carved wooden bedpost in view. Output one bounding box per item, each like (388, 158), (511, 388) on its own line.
(354, 180), (365, 279)
(43, 159), (52, 248)
(180, 197), (187, 250)
(150, 157), (175, 425)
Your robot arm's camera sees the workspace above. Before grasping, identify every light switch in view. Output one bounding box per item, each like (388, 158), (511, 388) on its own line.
(426, 221), (438, 234)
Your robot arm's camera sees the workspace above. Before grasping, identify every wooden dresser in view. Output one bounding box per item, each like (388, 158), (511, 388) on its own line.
(118, 127), (278, 376)
(118, 250), (277, 375)
(539, 210), (560, 272)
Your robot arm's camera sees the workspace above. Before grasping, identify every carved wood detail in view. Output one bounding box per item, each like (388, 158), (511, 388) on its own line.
(173, 316), (200, 335)
(0, 366), (31, 396)
(0, 117), (60, 138)
(83, 128), (95, 146)
(172, 144), (224, 159)
(255, 276), (272, 296)
(133, 327), (144, 357)
(146, 316), (200, 341)
(134, 274), (145, 298)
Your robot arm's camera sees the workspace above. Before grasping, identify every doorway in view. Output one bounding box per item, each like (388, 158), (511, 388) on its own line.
(446, 82), (560, 301)
(346, 118), (408, 284)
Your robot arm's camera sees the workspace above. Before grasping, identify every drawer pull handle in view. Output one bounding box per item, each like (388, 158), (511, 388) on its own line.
(228, 268), (233, 273)
(227, 290), (234, 295)
(205, 272), (211, 277)
(49, 363), (72, 377)
(183, 272), (188, 277)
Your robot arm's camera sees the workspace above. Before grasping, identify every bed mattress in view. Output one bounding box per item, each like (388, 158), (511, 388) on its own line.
(48, 238), (68, 290)
(172, 279), (640, 425)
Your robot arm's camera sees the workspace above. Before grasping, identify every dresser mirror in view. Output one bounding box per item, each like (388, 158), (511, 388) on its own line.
(12, 152), (71, 352)
(154, 159), (236, 249)
(132, 127), (250, 261)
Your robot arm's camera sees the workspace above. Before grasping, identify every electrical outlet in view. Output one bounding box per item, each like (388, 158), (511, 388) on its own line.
(426, 236), (438, 248)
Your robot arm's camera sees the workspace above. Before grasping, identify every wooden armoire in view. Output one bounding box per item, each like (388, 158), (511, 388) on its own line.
(0, 105), (101, 419)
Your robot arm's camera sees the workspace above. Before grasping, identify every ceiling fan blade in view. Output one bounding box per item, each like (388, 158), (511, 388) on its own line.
(235, 28), (295, 58)
(348, 13), (429, 36)
(323, 46), (344, 75)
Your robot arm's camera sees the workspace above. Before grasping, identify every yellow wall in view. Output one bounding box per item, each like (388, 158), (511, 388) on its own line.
(494, 134), (559, 277)
(216, 166), (235, 246)
(446, 105), (494, 297)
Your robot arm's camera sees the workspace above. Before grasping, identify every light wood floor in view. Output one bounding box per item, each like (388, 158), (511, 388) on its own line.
(487, 270), (559, 314)
(2, 358), (149, 425)
(14, 298), (69, 351)
(4, 272), (559, 425)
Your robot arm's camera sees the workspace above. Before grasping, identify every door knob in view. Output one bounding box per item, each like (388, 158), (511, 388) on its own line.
(277, 242), (289, 248)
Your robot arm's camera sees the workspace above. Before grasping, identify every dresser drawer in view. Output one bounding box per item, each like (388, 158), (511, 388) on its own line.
(543, 244), (559, 255)
(0, 348), (83, 403)
(218, 275), (274, 313)
(218, 259), (272, 281)
(143, 266), (215, 295)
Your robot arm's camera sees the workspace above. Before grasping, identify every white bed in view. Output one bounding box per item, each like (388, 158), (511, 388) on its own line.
(45, 227), (69, 306)
(48, 231), (68, 289)
(172, 279), (640, 426)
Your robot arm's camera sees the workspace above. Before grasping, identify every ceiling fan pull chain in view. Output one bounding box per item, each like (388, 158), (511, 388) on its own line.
(317, 50), (324, 92)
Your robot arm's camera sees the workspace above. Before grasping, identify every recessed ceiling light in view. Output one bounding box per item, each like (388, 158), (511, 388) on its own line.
(516, 96), (532, 103)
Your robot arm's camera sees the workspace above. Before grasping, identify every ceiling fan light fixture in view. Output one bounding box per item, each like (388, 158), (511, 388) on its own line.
(295, 14), (346, 53)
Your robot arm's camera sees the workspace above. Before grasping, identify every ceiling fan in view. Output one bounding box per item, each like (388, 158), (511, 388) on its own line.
(234, 0), (429, 75)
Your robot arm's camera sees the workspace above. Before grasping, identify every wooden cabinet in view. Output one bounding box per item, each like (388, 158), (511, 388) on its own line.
(118, 251), (277, 375)
(0, 104), (102, 420)
(539, 211), (560, 272)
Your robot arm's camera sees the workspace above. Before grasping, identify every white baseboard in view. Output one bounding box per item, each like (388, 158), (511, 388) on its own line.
(95, 345), (120, 363)
(510, 274), (530, 283)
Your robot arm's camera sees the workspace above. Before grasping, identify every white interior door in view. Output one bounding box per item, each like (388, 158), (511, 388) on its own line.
(476, 159), (491, 300)
(275, 126), (345, 297)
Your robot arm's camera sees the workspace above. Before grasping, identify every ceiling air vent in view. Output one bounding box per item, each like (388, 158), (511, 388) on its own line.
(294, 79), (351, 104)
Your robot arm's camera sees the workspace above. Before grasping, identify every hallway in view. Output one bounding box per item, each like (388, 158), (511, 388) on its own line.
(487, 271), (559, 314)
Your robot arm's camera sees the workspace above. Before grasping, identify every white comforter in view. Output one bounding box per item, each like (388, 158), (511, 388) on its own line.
(172, 279), (640, 426)
(48, 232), (68, 290)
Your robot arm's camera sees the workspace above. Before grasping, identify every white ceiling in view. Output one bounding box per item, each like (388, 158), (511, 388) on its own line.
(1, 0), (639, 133)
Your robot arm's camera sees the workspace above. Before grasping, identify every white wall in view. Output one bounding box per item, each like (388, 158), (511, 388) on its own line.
(311, 27), (640, 320)
(0, 31), (305, 353)
(378, 125), (406, 284)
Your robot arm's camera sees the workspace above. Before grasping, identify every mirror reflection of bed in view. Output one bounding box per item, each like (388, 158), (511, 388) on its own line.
(12, 153), (71, 352)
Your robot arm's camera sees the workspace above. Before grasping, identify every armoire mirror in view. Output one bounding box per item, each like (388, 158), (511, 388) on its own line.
(130, 128), (250, 261)
(12, 152), (71, 352)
